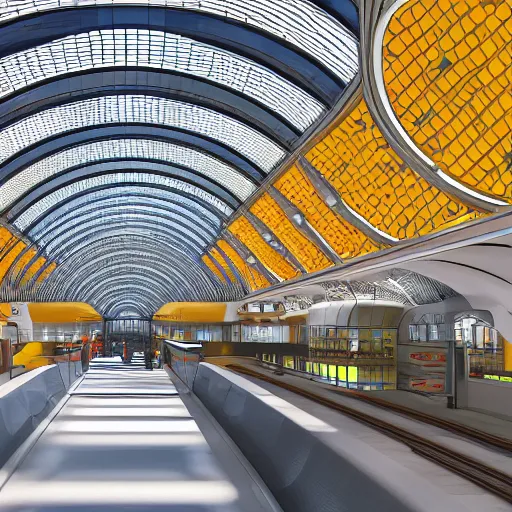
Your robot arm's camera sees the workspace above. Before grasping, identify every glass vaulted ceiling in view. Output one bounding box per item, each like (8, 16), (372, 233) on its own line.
(0, 0), (359, 82)
(0, 137), (257, 211)
(0, 0), (362, 312)
(0, 29), (325, 131)
(0, 95), (286, 171)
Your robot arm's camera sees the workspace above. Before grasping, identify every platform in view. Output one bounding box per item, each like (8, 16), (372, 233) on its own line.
(207, 357), (512, 512)
(0, 362), (279, 511)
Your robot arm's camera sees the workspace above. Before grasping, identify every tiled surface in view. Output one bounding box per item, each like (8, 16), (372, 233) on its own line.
(383, 0), (511, 202)
(306, 99), (481, 240)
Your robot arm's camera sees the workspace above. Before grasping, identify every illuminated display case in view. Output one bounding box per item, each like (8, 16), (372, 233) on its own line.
(309, 325), (397, 361)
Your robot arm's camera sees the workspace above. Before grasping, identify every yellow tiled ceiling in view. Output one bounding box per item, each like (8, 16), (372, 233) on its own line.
(306, 98), (482, 240)
(12, 247), (37, 280)
(209, 247), (237, 283)
(274, 164), (382, 259)
(217, 239), (270, 291)
(228, 216), (300, 280)
(383, 0), (511, 202)
(35, 262), (57, 285)
(0, 240), (26, 283)
(21, 256), (47, 286)
(0, 227), (15, 255)
(201, 254), (226, 284)
(250, 192), (333, 273)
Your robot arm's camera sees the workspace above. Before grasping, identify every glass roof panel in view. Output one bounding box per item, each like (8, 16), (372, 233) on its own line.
(0, 138), (254, 211)
(14, 172), (233, 231)
(0, 0), (358, 82)
(38, 207), (215, 247)
(33, 203), (219, 244)
(28, 189), (221, 237)
(0, 95), (286, 171)
(0, 29), (325, 131)
(41, 216), (208, 255)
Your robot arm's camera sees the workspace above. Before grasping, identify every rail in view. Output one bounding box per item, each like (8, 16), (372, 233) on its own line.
(256, 359), (512, 453)
(225, 363), (512, 504)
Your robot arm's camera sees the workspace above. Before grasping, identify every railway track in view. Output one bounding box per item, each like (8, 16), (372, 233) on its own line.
(225, 363), (512, 504)
(258, 361), (512, 453)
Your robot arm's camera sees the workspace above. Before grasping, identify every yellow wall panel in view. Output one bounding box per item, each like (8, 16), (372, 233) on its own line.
(0, 227), (15, 254)
(217, 239), (270, 291)
(306, 99), (481, 240)
(250, 193), (333, 272)
(153, 302), (227, 322)
(201, 254), (227, 284)
(209, 247), (237, 283)
(275, 165), (381, 259)
(228, 216), (300, 280)
(383, 0), (511, 202)
(28, 302), (102, 322)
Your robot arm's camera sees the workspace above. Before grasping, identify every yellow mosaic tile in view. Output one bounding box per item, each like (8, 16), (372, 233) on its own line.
(12, 247), (37, 280)
(0, 240), (26, 283)
(250, 193), (333, 272)
(217, 239), (270, 291)
(209, 247), (237, 284)
(202, 254), (227, 284)
(306, 98), (482, 239)
(35, 262), (57, 285)
(275, 164), (382, 258)
(383, 0), (511, 202)
(228, 216), (300, 280)
(21, 256), (47, 286)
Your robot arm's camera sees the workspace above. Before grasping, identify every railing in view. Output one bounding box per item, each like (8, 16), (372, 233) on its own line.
(0, 340), (86, 387)
(162, 339), (203, 388)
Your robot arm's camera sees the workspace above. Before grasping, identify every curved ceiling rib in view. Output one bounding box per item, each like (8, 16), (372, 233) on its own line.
(0, 0), (358, 82)
(33, 203), (219, 246)
(27, 190), (222, 239)
(0, 95), (286, 172)
(0, 137), (258, 211)
(0, 29), (325, 132)
(39, 217), (211, 256)
(12, 172), (232, 231)
(0, 0), (365, 317)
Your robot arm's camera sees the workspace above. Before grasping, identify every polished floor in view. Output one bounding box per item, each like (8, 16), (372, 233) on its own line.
(0, 361), (278, 511)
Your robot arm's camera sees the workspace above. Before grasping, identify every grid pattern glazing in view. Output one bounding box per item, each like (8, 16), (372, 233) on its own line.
(0, 138), (254, 211)
(41, 217), (206, 255)
(383, 0), (511, 202)
(250, 192), (333, 273)
(14, 172), (232, 231)
(217, 239), (270, 291)
(0, 0), (358, 82)
(275, 164), (380, 259)
(202, 254), (226, 283)
(29, 187), (221, 238)
(0, 28), (324, 132)
(0, 95), (285, 172)
(36, 205), (217, 245)
(209, 246), (237, 283)
(306, 99), (482, 240)
(228, 216), (300, 280)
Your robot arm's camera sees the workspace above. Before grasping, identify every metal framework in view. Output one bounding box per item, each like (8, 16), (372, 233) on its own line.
(4, 0), (489, 318)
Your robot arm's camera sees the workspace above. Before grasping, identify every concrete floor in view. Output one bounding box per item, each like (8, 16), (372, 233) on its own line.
(0, 361), (279, 511)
